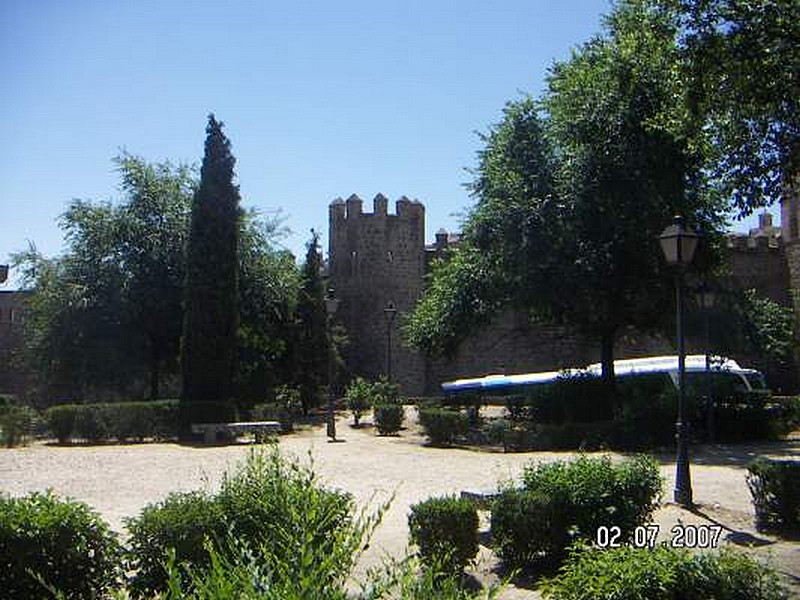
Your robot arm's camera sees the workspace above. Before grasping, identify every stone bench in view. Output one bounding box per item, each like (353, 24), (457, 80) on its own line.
(191, 421), (282, 444)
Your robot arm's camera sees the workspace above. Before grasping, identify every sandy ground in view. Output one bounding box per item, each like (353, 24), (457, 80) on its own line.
(1, 407), (799, 598)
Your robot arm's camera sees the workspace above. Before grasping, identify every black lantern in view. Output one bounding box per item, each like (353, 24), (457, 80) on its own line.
(659, 215), (699, 507)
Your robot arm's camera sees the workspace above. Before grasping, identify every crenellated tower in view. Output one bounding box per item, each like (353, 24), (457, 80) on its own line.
(329, 194), (426, 395)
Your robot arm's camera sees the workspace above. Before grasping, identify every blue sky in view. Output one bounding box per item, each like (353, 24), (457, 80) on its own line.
(0, 0), (773, 288)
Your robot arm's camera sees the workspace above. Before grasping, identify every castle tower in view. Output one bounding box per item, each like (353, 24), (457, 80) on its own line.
(328, 194), (426, 395)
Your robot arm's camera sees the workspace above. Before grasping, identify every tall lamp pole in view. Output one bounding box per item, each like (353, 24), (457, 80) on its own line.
(325, 288), (341, 442)
(695, 284), (716, 441)
(384, 301), (397, 382)
(659, 216), (699, 507)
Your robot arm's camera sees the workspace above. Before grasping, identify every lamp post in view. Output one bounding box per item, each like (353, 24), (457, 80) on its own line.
(324, 288), (341, 442)
(695, 284), (716, 441)
(659, 215), (699, 507)
(384, 301), (397, 382)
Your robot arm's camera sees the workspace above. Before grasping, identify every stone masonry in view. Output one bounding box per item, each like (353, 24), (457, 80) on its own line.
(329, 195), (798, 396)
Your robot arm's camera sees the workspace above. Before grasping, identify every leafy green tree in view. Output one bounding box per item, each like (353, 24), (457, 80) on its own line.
(294, 230), (329, 414)
(668, 0), (800, 214)
(181, 115), (241, 410)
(406, 0), (726, 387)
(236, 210), (301, 402)
(116, 153), (194, 399)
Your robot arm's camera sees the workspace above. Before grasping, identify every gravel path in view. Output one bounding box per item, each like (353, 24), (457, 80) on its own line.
(2, 408), (799, 598)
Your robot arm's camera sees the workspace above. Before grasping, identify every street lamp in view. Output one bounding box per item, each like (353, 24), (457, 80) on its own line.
(695, 284), (717, 441)
(384, 301), (397, 382)
(659, 215), (699, 507)
(324, 288), (341, 442)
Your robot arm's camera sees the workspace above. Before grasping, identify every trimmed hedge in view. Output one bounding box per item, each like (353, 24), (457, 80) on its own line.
(409, 495), (479, 573)
(542, 545), (787, 600)
(492, 455), (662, 570)
(44, 400), (180, 444)
(374, 403), (404, 435)
(418, 408), (468, 446)
(0, 491), (121, 600)
(747, 458), (800, 534)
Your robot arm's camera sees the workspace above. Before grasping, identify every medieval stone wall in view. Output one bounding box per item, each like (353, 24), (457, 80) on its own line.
(329, 194), (427, 395)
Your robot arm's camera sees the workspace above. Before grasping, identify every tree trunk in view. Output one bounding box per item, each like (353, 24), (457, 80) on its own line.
(600, 330), (617, 414)
(149, 350), (160, 400)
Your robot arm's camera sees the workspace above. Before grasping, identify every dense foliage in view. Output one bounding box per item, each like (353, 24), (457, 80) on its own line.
(491, 455), (662, 570)
(408, 495), (479, 573)
(181, 115), (241, 420)
(346, 377), (373, 426)
(374, 402), (405, 435)
(45, 400), (179, 444)
(747, 458), (800, 535)
(125, 448), (367, 596)
(12, 146), (299, 407)
(405, 1), (725, 383)
(0, 491), (122, 600)
(418, 407), (468, 446)
(542, 544), (787, 600)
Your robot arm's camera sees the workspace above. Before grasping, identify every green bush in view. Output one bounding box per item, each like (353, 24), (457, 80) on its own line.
(0, 405), (37, 447)
(46, 404), (78, 444)
(502, 421), (618, 452)
(408, 496), (479, 572)
(374, 403), (404, 435)
(125, 491), (226, 597)
(524, 374), (613, 424)
(45, 401), (180, 444)
(0, 491), (121, 600)
(346, 377), (373, 427)
(418, 408), (468, 446)
(747, 458), (800, 534)
(74, 404), (109, 442)
(491, 488), (570, 570)
(372, 377), (401, 405)
(134, 448), (382, 598)
(215, 449), (355, 567)
(541, 545), (787, 600)
(491, 455), (662, 571)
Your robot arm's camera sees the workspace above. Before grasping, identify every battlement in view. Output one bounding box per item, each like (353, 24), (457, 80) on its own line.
(329, 194), (424, 221)
(725, 232), (781, 252)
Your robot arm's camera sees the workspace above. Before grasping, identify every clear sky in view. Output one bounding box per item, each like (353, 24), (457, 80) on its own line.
(0, 0), (773, 289)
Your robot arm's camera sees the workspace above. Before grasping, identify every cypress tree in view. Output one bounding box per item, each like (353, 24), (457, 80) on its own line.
(295, 230), (328, 414)
(180, 115), (240, 420)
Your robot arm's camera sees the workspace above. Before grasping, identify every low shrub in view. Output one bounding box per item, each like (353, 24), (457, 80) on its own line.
(374, 403), (404, 435)
(747, 458), (800, 534)
(0, 491), (121, 600)
(372, 378), (401, 405)
(490, 488), (570, 570)
(125, 491), (226, 597)
(45, 400), (180, 444)
(46, 404), (78, 444)
(75, 404), (109, 442)
(408, 495), (479, 572)
(0, 404), (37, 447)
(418, 407), (468, 446)
(541, 545), (787, 600)
(491, 455), (662, 571)
(346, 377), (373, 427)
(502, 421), (617, 452)
(133, 448), (383, 598)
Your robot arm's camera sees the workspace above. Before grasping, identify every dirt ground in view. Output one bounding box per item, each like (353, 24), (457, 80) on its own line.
(1, 407), (799, 599)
